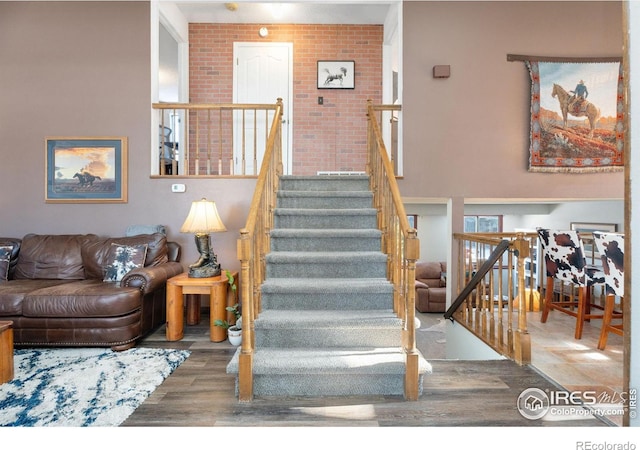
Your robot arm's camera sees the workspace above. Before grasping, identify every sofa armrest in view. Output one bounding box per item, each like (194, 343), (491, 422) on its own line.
(121, 261), (184, 294)
(415, 280), (429, 289)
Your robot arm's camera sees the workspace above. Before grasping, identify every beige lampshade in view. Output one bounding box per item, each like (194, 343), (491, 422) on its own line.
(180, 198), (227, 234)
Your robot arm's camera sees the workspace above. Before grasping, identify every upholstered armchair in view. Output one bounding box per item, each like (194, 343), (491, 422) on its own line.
(415, 261), (447, 313)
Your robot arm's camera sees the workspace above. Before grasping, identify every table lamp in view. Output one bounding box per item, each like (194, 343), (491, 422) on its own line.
(180, 198), (227, 278)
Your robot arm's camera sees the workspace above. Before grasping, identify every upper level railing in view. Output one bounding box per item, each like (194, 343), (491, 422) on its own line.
(152, 101), (281, 176)
(235, 99), (283, 401)
(366, 100), (421, 400)
(445, 232), (538, 365)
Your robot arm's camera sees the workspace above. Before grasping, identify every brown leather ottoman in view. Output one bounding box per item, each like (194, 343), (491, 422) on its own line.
(0, 321), (13, 384)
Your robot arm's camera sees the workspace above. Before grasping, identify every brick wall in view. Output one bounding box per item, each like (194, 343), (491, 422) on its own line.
(189, 23), (383, 175)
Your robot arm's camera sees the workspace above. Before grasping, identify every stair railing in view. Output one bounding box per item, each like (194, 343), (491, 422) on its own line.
(236, 98), (284, 401)
(366, 100), (421, 400)
(152, 101), (281, 176)
(445, 232), (538, 365)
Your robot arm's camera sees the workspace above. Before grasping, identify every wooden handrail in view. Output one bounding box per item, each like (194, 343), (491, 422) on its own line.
(449, 232), (537, 364)
(235, 99), (284, 401)
(366, 100), (421, 400)
(444, 239), (511, 321)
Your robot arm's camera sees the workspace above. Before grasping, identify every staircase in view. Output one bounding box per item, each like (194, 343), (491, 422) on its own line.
(227, 175), (431, 397)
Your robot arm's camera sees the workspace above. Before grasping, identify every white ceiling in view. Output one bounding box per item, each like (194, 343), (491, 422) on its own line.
(175, 1), (393, 24)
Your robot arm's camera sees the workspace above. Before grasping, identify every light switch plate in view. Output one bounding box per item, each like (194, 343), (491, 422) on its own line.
(171, 184), (186, 193)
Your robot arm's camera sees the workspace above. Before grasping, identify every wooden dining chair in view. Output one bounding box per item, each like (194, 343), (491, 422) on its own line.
(537, 228), (606, 339)
(592, 231), (624, 350)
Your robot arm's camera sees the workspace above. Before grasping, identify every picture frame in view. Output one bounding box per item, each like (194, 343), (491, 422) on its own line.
(317, 60), (355, 89)
(45, 137), (128, 203)
(570, 222), (618, 233)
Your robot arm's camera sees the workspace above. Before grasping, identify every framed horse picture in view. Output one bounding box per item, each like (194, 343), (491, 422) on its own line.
(317, 60), (355, 89)
(45, 137), (128, 203)
(510, 55), (623, 173)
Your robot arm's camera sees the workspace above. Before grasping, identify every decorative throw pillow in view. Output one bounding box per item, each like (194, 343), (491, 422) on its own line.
(0, 245), (13, 282)
(103, 243), (148, 283)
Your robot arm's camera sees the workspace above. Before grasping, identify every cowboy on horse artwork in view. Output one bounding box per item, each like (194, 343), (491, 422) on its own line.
(569, 80), (589, 114)
(551, 82), (600, 138)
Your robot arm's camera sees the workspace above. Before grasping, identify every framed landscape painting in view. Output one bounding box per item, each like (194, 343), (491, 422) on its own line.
(45, 137), (128, 203)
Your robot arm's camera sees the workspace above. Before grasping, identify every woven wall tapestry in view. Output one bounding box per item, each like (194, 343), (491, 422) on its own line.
(523, 58), (623, 173)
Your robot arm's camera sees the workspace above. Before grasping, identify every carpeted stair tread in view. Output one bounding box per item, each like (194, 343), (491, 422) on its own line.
(260, 277), (393, 310)
(270, 229), (382, 252)
(279, 175), (370, 192)
(278, 190), (373, 198)
(256, 309), (400, 328)
(228, 347), (432, 375)
(265, 252), (388, 278)
(270, 228), (381, 238)
(266, 251), (387, 263)
(261, 277), (393, 294)
(274, 208), (377, 216)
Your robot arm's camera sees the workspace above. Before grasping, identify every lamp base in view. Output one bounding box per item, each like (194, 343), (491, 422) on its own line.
(187, 233), (221, 278)
(188, 264), (221, 278)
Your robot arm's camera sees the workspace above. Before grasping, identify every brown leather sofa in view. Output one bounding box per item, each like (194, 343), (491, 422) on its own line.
(415, 261), (447, 313)
(0, 233), (183, 350)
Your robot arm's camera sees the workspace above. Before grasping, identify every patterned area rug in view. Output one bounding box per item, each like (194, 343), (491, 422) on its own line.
(0, 347), (190, 427)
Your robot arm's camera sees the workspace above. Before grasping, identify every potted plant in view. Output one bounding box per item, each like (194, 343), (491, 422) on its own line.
(213, 270), (242, 346)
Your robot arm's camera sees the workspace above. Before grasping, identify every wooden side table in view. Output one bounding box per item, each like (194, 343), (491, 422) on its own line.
(0, 321), (14, 384)
(166, 271), (238, 342)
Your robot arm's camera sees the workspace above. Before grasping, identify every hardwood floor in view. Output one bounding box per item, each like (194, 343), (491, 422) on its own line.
(528, 309), (624, 426)
(123, 309), (617, 428)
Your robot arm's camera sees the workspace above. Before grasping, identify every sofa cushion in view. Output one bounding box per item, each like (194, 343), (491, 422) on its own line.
(0, 279), (70, 316)
(14, 234), (97, 280)
(416, 261), (442, 280)
(0, 245), (12, 281)
(103, 243), (148, 282)
(82, 233), (169, 279)
(415, 261), (447, 288)
(21, 280), (142, 318)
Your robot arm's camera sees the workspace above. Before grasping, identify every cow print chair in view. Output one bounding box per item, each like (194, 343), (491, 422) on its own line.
(592, 231), (624, 350)
(537, 228), (606, 340)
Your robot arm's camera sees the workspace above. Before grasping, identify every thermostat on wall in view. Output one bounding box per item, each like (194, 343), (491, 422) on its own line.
(171, 184), (186, 193)
(433, 65), (451, 78)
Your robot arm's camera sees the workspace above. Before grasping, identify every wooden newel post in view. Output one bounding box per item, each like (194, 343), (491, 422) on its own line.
(405, 229), (421, 400)
(237, 230), (254, 401)
(513, 234), (531, 365)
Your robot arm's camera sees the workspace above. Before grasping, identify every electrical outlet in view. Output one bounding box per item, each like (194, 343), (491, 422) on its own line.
(171, 184), (186, 193)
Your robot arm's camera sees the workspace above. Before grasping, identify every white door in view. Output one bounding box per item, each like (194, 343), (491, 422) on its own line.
(233, 42), (292, 175)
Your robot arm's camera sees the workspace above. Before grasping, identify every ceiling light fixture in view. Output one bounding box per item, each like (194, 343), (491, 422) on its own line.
(258, 27), (269, 38)
(224, 3), (238, 12)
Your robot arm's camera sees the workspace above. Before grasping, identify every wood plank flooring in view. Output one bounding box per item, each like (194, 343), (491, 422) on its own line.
(123, 309), (614, 428)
